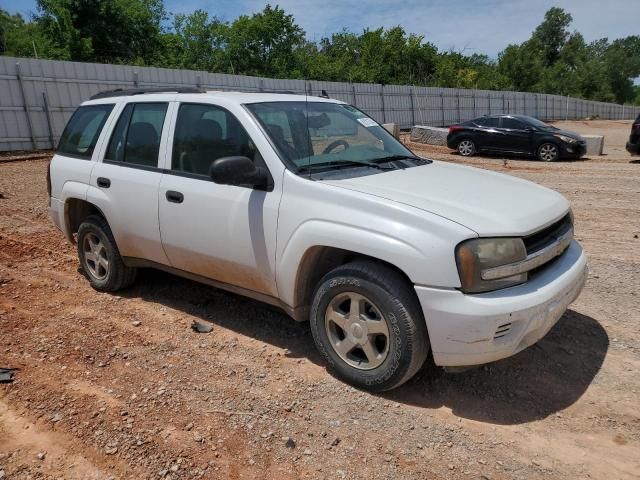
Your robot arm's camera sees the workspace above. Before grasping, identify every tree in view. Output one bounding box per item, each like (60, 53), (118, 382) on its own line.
(0, 8), (56, 57)
(34, 0), (166, 63)
(1, 3), (640, 105)
(217, 5), (306, 77)
(529, 7), (573, 67)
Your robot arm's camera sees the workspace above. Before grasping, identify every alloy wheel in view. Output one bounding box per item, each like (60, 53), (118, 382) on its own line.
(83, 232), (109, 280)
(458, 140), (474, 156)
(539, 143), (558, 162)
(324, 292), (390, 370)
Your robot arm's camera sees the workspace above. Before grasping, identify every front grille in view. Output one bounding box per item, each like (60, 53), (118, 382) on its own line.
(523, 213), (573, 256)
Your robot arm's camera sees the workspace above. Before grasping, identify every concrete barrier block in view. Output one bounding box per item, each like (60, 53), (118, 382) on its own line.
(410, 125), (448, 146)
(383, 123), (399, 139)
(582, 135), (604, 156)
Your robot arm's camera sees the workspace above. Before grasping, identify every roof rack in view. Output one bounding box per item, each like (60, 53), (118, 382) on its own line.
(90, 87), (206, 100)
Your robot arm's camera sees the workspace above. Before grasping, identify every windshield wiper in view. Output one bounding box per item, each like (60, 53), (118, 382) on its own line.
(373, 154), (431, 164)
(298, 160), (396, 173)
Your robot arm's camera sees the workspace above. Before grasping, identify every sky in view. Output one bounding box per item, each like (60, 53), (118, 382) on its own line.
(1, 0), (638, 58)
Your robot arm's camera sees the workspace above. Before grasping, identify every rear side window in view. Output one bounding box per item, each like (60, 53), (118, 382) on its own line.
(57, 104), (114, 159)
(105, 102), (168, 167)
(475, 117), (499, 128)
(171, 103), (258, 176)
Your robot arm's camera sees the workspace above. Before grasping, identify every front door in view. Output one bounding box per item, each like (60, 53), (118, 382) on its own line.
(158, 102), (280, 297)
(496, 117), (533, 154)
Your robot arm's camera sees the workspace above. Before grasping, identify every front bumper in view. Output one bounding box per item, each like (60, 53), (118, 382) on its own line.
(415, 240), (587, 367)
(626, 141), (639, 155)
(561, 141), (586, 157)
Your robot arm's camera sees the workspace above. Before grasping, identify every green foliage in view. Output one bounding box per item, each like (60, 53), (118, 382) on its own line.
(32, 0), (166, 63)
(1, 3), (639, 104)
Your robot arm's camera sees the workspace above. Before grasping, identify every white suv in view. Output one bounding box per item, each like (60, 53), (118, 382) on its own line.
(48, 88), (588, 391)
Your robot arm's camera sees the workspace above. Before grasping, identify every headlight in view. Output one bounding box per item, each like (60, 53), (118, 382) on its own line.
(455, 238), (527, 293)
(554, 134), (577, 144)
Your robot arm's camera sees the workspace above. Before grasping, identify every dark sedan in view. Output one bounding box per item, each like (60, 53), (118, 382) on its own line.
(447, 114), (587, 161)
(625, 113), (640, 155)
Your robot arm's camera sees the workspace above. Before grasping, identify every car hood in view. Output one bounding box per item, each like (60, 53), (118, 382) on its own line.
(544, 128), (584, 141)
(320, 161), (570, 236)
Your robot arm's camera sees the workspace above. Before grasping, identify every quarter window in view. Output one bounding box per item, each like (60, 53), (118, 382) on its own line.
(172, 104), (259, 176)
(57, 104), (114, 159)
(105, 102), (168, 167)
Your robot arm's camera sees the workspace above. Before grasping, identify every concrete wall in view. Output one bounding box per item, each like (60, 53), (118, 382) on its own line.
(1, 55), (639, 151)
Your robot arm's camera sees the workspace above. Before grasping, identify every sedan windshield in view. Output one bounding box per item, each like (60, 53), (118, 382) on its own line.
(246, 101), (418, 172)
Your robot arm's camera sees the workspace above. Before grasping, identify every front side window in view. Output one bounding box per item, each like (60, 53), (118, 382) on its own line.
(171, 103), (259, 176)
(246, 102), (415, 172)
(57, 104), (114, 159)
(105, 102), (168, 167)
(501, 117), (527, 130)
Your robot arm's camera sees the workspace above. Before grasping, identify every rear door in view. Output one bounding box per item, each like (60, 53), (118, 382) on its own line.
(157, 102), (280, 297)
(88, 100), (173, 265)
(497, 117), (533, 153)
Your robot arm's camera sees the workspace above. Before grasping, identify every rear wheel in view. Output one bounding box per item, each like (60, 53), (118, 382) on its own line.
(309, 261), (429, 392)
(77, 215), (136, 292)
(457, 139), (476, 156)
(538, 142), (559, 162)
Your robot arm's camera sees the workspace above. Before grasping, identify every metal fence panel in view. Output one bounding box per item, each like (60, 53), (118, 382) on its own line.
(0, 55), (637, 151)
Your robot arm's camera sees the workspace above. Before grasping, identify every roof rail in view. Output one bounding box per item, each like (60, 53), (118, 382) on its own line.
(90, 87), (206, 100)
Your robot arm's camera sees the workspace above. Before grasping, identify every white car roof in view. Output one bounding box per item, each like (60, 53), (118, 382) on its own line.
(82, 89), (344, 106)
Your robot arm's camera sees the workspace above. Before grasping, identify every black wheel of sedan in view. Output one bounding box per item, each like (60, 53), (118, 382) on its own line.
(77, 215), (136, 292)
(309, 261), (429, 392)
(538, 142), (559, 162)
(457, 139), (476, 156)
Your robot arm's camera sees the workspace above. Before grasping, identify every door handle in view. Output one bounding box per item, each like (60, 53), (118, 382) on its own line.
(166, 190), (184, 203)
(97, 177), (111, 188)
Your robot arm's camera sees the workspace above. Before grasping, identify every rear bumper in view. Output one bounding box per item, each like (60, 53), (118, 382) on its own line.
(415, 241), (588, 367)
(48, 197), (65, 233)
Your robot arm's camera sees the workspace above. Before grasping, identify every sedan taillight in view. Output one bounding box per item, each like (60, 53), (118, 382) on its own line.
(448, 125), (463, 133)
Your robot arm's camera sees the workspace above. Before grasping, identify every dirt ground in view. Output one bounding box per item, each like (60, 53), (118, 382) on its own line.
(0, 120), (639, 479)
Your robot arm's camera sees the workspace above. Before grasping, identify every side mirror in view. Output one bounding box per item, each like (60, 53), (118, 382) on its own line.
(209, 156), (271, 189)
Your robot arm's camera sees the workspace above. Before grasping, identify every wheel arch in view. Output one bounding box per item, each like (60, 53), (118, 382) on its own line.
(64, 198), (108, 243)
(289, 245), (415, 322)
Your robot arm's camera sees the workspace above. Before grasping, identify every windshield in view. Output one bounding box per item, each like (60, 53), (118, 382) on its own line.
(246, 101), (415, 172)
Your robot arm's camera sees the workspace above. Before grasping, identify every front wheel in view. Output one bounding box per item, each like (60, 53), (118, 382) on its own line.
(538, 142), (559, 162)
(457, 139), (476, 156)
(309, 261), (429, 392)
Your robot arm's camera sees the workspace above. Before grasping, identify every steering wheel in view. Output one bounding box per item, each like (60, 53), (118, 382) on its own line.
(322, 139), (350, 155)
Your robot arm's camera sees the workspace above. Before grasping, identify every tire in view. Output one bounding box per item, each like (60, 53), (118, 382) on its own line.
(457, 139), (476, 156)
(537, 142), (559, 162)
(309, 261), (429, 392)
(77, 214), (137, 292)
